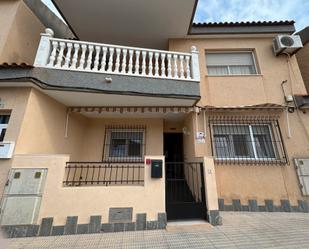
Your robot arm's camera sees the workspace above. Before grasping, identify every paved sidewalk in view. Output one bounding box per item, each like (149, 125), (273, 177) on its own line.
(7, 212), (309, 249)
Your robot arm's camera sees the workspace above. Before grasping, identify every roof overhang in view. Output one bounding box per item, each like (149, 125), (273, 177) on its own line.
(52, 0), (198, 49)
(189, 21), (296, 36)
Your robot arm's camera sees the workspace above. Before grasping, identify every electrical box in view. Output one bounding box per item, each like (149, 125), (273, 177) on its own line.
(151, 160), (162, 178)
(294, 158), (309, 196)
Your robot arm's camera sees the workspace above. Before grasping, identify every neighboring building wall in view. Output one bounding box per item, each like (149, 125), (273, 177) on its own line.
(169, 37), (309, 206)
(0, 0), (44, 64)
(296, 43), (309, 94)
(0, 88), (31, 198)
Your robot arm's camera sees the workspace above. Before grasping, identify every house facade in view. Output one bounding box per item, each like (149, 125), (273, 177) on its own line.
(0, 0), (309, 238)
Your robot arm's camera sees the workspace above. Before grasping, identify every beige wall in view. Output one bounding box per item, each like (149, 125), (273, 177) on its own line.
(170, 37), (309, 205)
(4, 88), (165, 224)
(12, 154), (165, 225)
(187, 108), (309, 206)
(169, 37), (307, 107)
(16, 88), (87, 160)
(80, 118), (163, 162)
(0, 0), (44, 64)
(0, 87), (31, 197)
(296, 43), (309, 94)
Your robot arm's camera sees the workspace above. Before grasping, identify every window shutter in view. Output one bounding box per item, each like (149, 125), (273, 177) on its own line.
(206, 52), (254, 66)
(294, 159), (309, 196)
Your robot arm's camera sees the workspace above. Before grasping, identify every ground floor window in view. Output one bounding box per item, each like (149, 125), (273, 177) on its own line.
(0, 114), (10, 142)
(103, 125), (145, 162)
(209, 116), (288, 164)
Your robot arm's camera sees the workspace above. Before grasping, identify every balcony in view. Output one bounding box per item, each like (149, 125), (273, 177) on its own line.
(34, 29), (200, 82)
(32, 29), (200, 107)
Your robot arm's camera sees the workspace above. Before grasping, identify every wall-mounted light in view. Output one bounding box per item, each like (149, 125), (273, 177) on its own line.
(182, 127), (190, 135)
(105, 77), (112, 83)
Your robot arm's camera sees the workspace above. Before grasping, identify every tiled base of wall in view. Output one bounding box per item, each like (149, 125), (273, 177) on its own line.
(219, 199), (309, 213)
(1, 211), (167, 239)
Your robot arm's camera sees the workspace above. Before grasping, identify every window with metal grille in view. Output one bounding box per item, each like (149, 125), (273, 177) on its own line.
(205, 51), (258, 76)
(103, 125), (146, 162)
(0, 114), (10, 142)
(209, 117), (288, 164)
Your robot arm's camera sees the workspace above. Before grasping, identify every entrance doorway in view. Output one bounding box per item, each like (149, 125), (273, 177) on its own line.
(164, 133), (206, 220)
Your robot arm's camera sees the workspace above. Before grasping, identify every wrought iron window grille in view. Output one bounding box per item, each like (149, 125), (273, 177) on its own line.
(102, 125), (146, 163)
(208, 116), (288, 165)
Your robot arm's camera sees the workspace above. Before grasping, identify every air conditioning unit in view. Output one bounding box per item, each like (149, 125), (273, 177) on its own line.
(273, 35), (303, 56)
(0, 142), (15, 159)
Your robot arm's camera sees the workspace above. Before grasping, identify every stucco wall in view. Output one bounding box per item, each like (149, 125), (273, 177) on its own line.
(169, 37), (307, 107)
(169, 37), (309, 205)
(0, 0), (44, 64)
(189, 109), (309, 205)
(5, 88), (165, 224)
(0, 87), (31, 198)
(80, 118), (163, 162)
(296, 43), (309, 94)
(15, 88), (87, 161)
(11, 154), (165, 225)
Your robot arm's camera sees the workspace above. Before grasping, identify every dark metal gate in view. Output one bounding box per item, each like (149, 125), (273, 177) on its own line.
(165, 162), (206, 220)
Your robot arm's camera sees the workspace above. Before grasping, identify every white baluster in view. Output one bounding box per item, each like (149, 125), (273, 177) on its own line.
(190, 46), (200, 81)
(134, 50), (140, 75)
(154, 52), (159, 77)
(160, 53), (166, 77)
(63, 42), (72, 69)
(121, 49), (127, 73)
(93, 46), (101, 71)
(179, 55), (185, 79)
(85, 45), (94, 70)
(185, 55), (191, 79)
(55, 42), (65, 68)
(70, 43), (79, 69)
(115, 48), (121, 73)
(128, 50), (134, 74)
(47, 41), (58, 67)
(78, 44), (87, 70)
(167, 54), (172, 78)
(100, 47), (107, 72)
(173, 54), (179, 78)
(141, 51), (146, 76)
(148, 52), (153, 76)
(107, 47), (114, 72)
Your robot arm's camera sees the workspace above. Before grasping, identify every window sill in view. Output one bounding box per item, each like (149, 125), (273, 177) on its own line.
(205, 74), (263, 78)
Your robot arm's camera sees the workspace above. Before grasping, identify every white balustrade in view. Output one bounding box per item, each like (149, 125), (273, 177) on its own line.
(34, 29), (200, 81)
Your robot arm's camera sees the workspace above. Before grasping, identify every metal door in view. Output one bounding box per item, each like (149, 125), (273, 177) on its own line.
(165, 162), (206, 220)
(0, 169), (47, 225)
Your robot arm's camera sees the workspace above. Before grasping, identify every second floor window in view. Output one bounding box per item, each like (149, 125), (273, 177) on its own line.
(206, 52), (257, 76)
(0, 114), (10, 142)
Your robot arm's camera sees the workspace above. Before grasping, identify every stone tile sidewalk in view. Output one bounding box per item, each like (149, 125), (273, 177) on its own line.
(6, 212), (309, 249)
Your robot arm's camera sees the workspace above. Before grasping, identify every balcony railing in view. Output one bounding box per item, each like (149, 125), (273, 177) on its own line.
(34, 29), (200, 81)
(63, 162), (145, 187)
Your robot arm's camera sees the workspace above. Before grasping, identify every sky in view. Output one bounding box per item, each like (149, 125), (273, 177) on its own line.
(42, 0), (308, 31)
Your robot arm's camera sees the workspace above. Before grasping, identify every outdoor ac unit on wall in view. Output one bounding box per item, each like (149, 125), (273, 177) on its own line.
(0, 142), (15, 159)
(273, 35), (303, 56)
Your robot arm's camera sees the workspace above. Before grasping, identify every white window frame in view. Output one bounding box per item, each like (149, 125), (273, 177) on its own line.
(206, 51), (259, 76)
(104, 129), (145, 160)
(212, 123), (277, 161)
(0, 114), (9, 142)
